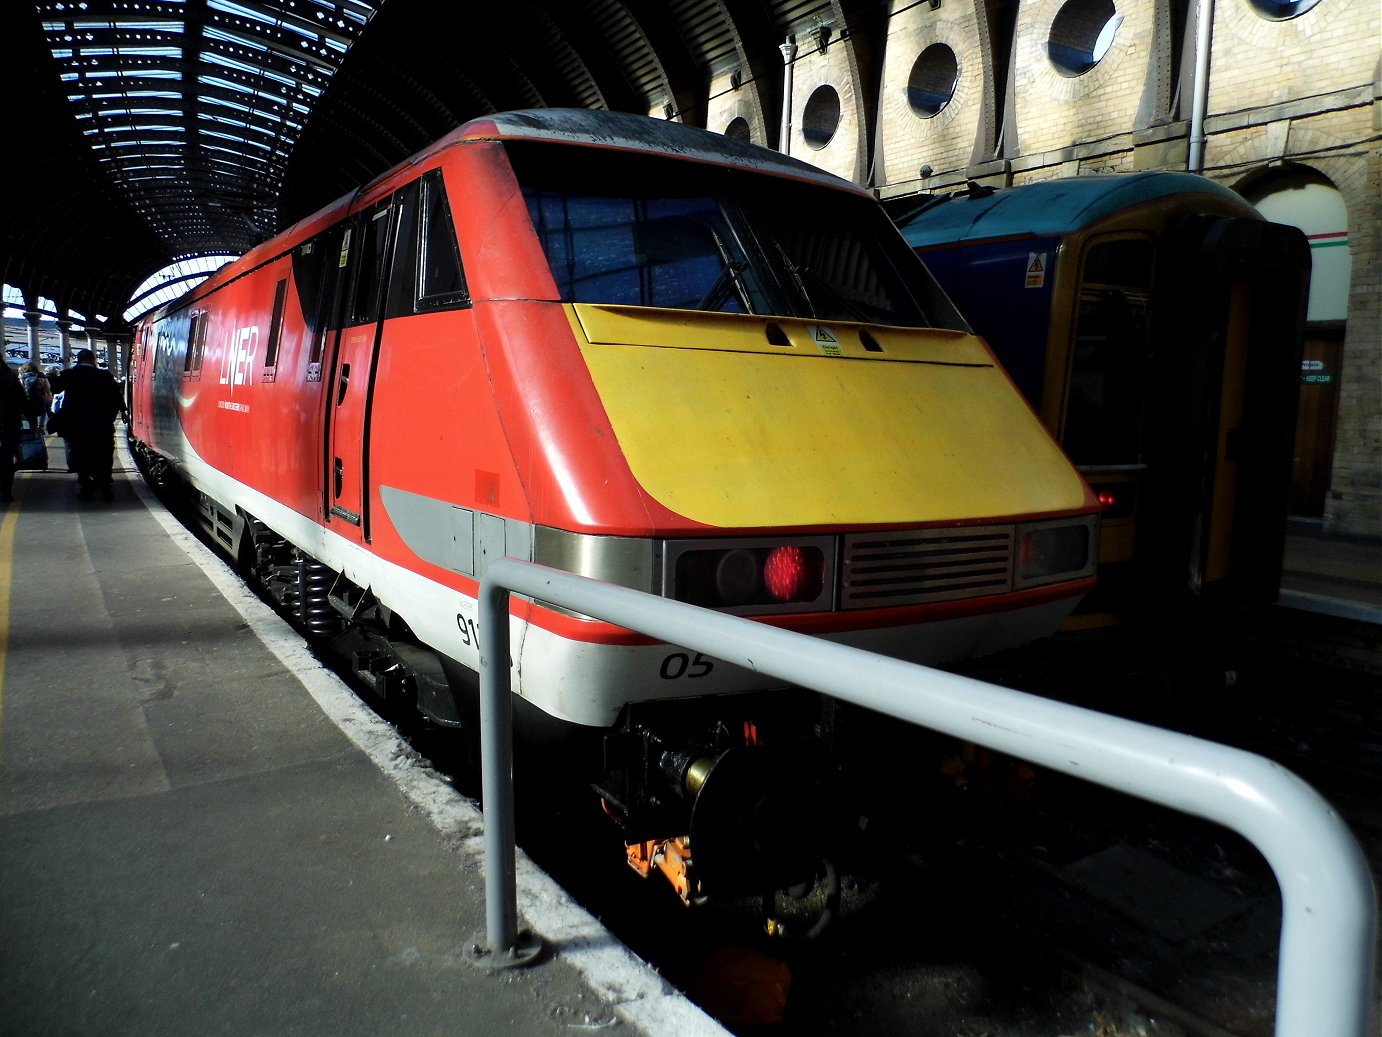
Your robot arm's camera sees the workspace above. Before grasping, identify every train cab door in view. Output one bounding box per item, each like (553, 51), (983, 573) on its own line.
(1174, 215), (1308, 607)
(1146, 214), (1309, 613)
(323, 197), (399, 541)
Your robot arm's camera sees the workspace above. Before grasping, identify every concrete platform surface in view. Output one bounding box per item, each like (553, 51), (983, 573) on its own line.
(0, 446), (727, 1037)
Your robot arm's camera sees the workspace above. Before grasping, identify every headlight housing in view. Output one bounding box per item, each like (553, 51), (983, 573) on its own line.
(1013, 517), (1097, 589)
(663, 537), (836, 614)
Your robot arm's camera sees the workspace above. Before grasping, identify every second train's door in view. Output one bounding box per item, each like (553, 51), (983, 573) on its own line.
(324, 198), (397, 541)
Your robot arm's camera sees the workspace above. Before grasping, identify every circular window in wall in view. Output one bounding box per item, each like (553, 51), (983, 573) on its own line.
(907, 44), (959, 118)
(1247, 0), (1325, 18)
(724, 117), (751, 143)
(802, 85), (841, 150)
(1048, 0), (1123, 77)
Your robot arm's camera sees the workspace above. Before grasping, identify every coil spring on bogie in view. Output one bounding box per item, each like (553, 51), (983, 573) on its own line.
(298, 557), (341, 638)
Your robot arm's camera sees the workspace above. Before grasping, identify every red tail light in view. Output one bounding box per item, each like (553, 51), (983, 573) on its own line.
(763, 545), (821, 603)
(672, 544), (828, 611)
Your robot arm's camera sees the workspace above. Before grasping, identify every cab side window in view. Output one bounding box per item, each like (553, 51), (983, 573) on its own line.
(417, 170), (468, 310)
(349, 201), (394, 326)
(383, 169), (467, 316)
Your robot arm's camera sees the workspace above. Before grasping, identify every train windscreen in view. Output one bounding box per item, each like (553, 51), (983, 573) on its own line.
(507, 142), (964, 330)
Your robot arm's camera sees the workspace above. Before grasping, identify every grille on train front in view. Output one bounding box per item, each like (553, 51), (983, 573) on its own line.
(840, 527), (1015, 609)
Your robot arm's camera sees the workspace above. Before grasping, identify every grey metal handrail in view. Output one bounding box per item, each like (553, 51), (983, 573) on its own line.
(476, 559), (1377, 1036)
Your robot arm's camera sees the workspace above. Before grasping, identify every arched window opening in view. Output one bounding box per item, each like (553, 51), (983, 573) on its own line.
(1048, 0), (1123, 77)
(802, 85), (841, 150)
(907, 44), (959, 118)
(1246, 0), (1325, 19)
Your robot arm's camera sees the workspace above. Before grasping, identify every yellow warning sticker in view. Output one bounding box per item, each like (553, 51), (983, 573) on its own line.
(810, 325), (843, 356)
(1025, 252), (1046, 288)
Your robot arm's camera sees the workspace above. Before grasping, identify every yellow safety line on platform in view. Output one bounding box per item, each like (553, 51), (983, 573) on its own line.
(0, 496), (16, 753)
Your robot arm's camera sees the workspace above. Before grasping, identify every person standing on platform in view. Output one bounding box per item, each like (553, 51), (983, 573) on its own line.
(58, 349), (126, 502)
(0, 364), (27, 504)
(19, 360), (52, 433)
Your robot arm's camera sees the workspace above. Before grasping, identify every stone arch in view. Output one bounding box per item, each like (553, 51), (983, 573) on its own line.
(1210, 0), (1376, 113)
(706, 69), (771, 148)
(1239, 164), (1352, 322)
(877, 0), (994, 188)
(784, 35), (868, 183)
(1008, 0), (1159, 156)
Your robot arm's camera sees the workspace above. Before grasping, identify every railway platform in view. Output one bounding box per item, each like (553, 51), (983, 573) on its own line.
(0, 446), (726, 1037)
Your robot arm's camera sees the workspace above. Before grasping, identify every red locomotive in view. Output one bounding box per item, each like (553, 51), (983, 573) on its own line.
(131, 109), (1099, 905)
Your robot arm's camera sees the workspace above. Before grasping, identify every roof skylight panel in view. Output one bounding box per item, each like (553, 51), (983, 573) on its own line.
(96, 107), (184, 119)
(198, 115), (285, 141)
(201, 94), (302, 131)
(74, 47), (183, 59)
(204, 30), (337, 80)
(202, 141), (274, 164)
(73, 67), (183, 81)
(300, 0), (377, 27)
(66, 18), (185, 33)
(91, 90), (183, 100)
(207, 0), (284, 29)
(201, 129), (274, 152)
(90, 122), (187, 135)
(207, 0), (355, 49)
(202, 25), (270, 51)
(202, 52), (302, 90)
(104, 137), (188, 148)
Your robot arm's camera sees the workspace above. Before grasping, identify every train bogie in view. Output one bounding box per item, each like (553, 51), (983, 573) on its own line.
(131, 109), (1101, 904)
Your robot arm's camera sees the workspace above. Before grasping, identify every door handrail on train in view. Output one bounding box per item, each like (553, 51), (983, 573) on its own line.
(476, 559), (1376, 1036)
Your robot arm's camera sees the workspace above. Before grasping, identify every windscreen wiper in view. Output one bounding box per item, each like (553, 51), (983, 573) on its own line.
(698, 258), (749, 311)
(771, 241), (873, 323)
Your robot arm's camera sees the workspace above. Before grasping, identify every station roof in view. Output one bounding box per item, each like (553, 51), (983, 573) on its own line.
(6, 0), (878, 331)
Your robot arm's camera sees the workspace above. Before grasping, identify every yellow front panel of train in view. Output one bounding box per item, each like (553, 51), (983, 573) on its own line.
(572, 305), (1089, 528)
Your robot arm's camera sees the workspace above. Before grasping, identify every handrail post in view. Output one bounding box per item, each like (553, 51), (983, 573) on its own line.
(464, 578), (542, 968)
(471, 560), (1375, 1033)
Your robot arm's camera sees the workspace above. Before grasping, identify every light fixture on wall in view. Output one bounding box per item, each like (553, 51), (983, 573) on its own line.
(920, 164), (934, 178)
(813, 24), (832, 53)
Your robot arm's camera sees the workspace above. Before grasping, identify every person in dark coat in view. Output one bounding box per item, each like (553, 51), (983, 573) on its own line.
(19, 360), (52, 433)
(0, 364), (27, 504)
(57, 349), (126, 502)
